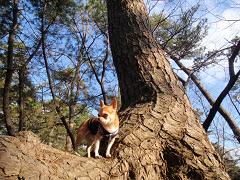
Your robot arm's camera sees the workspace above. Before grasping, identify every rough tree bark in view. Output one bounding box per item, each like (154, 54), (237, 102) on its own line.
(105, 0), (229, 179)
(0, 0), (230, 179)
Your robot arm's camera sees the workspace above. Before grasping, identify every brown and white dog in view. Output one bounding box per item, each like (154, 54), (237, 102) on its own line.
(75, 98), (119, 158)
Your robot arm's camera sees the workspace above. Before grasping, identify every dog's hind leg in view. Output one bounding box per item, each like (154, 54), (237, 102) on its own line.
(87, 144), (93, 158)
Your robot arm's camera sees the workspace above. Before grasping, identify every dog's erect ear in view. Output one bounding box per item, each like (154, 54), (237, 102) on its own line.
(100, 100), (105, 108)
(111, 98), (117, 110)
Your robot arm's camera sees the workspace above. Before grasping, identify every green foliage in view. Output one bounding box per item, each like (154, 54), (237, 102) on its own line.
(1, 73), (89, 150)
(21, 100), (89, 150)
(150, 5), (208, 59)
(0, 0), (11, 38)
(52, 68), (75, 82)
(86, 0), (107, 33)
(30, 0), (77, 22)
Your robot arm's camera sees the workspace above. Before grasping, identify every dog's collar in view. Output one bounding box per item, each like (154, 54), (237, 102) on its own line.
(99, 125), (119, 139)
(103, 129), (119, 138)
(88, 118), (118, 138)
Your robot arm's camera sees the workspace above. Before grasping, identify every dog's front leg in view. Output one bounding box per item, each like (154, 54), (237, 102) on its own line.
(94, 139), (101, 158)
(106, 137), (116, 158)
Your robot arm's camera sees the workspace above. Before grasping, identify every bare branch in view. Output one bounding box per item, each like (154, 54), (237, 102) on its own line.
(229, 40), (240, 78)
(228, 93), (240, 117)
(170, 55), (240, 143)
(203, 45), (240, 136)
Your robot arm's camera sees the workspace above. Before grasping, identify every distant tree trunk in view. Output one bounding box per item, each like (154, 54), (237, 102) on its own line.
(3, 0), (18, 136)
(42, 39), (76, 150)
(65, 106), (74, 151)
(41, 10), (75, 150)
(18, 65), (26, 131)
(105, 0), (230, 179)
(65, 51), (82, 152)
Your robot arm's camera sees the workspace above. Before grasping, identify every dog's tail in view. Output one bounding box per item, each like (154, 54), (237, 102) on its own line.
(74, 121), (88, 151)
(74, 136), (83, 151)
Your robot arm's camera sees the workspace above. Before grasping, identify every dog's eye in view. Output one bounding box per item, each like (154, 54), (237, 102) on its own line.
(102, 113), (108, 118)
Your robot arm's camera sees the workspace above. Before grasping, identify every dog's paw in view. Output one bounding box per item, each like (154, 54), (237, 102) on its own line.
(106, 154), (112, 158)
(95, 155), (103, 159)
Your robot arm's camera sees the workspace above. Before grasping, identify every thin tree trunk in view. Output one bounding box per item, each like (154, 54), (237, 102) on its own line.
(42, 43), (76, 150)
(18, 65), (26, 131)
(41, 11), (76, 150)
(172, 56), (240, 143)
(100, 44), (109, 104)
(65, 46), (83, 151)
(42, 38), (76, 150)
(3, 0), (18, 136)
(65, 106), (74, 151)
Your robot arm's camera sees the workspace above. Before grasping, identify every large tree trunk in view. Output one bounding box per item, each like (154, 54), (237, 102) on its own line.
(0, 0), (230, 179)
(106, 0), (229, 179)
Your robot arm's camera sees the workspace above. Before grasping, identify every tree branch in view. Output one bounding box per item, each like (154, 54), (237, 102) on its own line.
(228, 93), (240, 117)
(203, 42), (240, 134)
(229, 40), (240, 78)
(171, 55), (240, 143)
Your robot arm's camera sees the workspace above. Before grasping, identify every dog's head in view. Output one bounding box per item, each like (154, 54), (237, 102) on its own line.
(98, 98), (118, 125)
